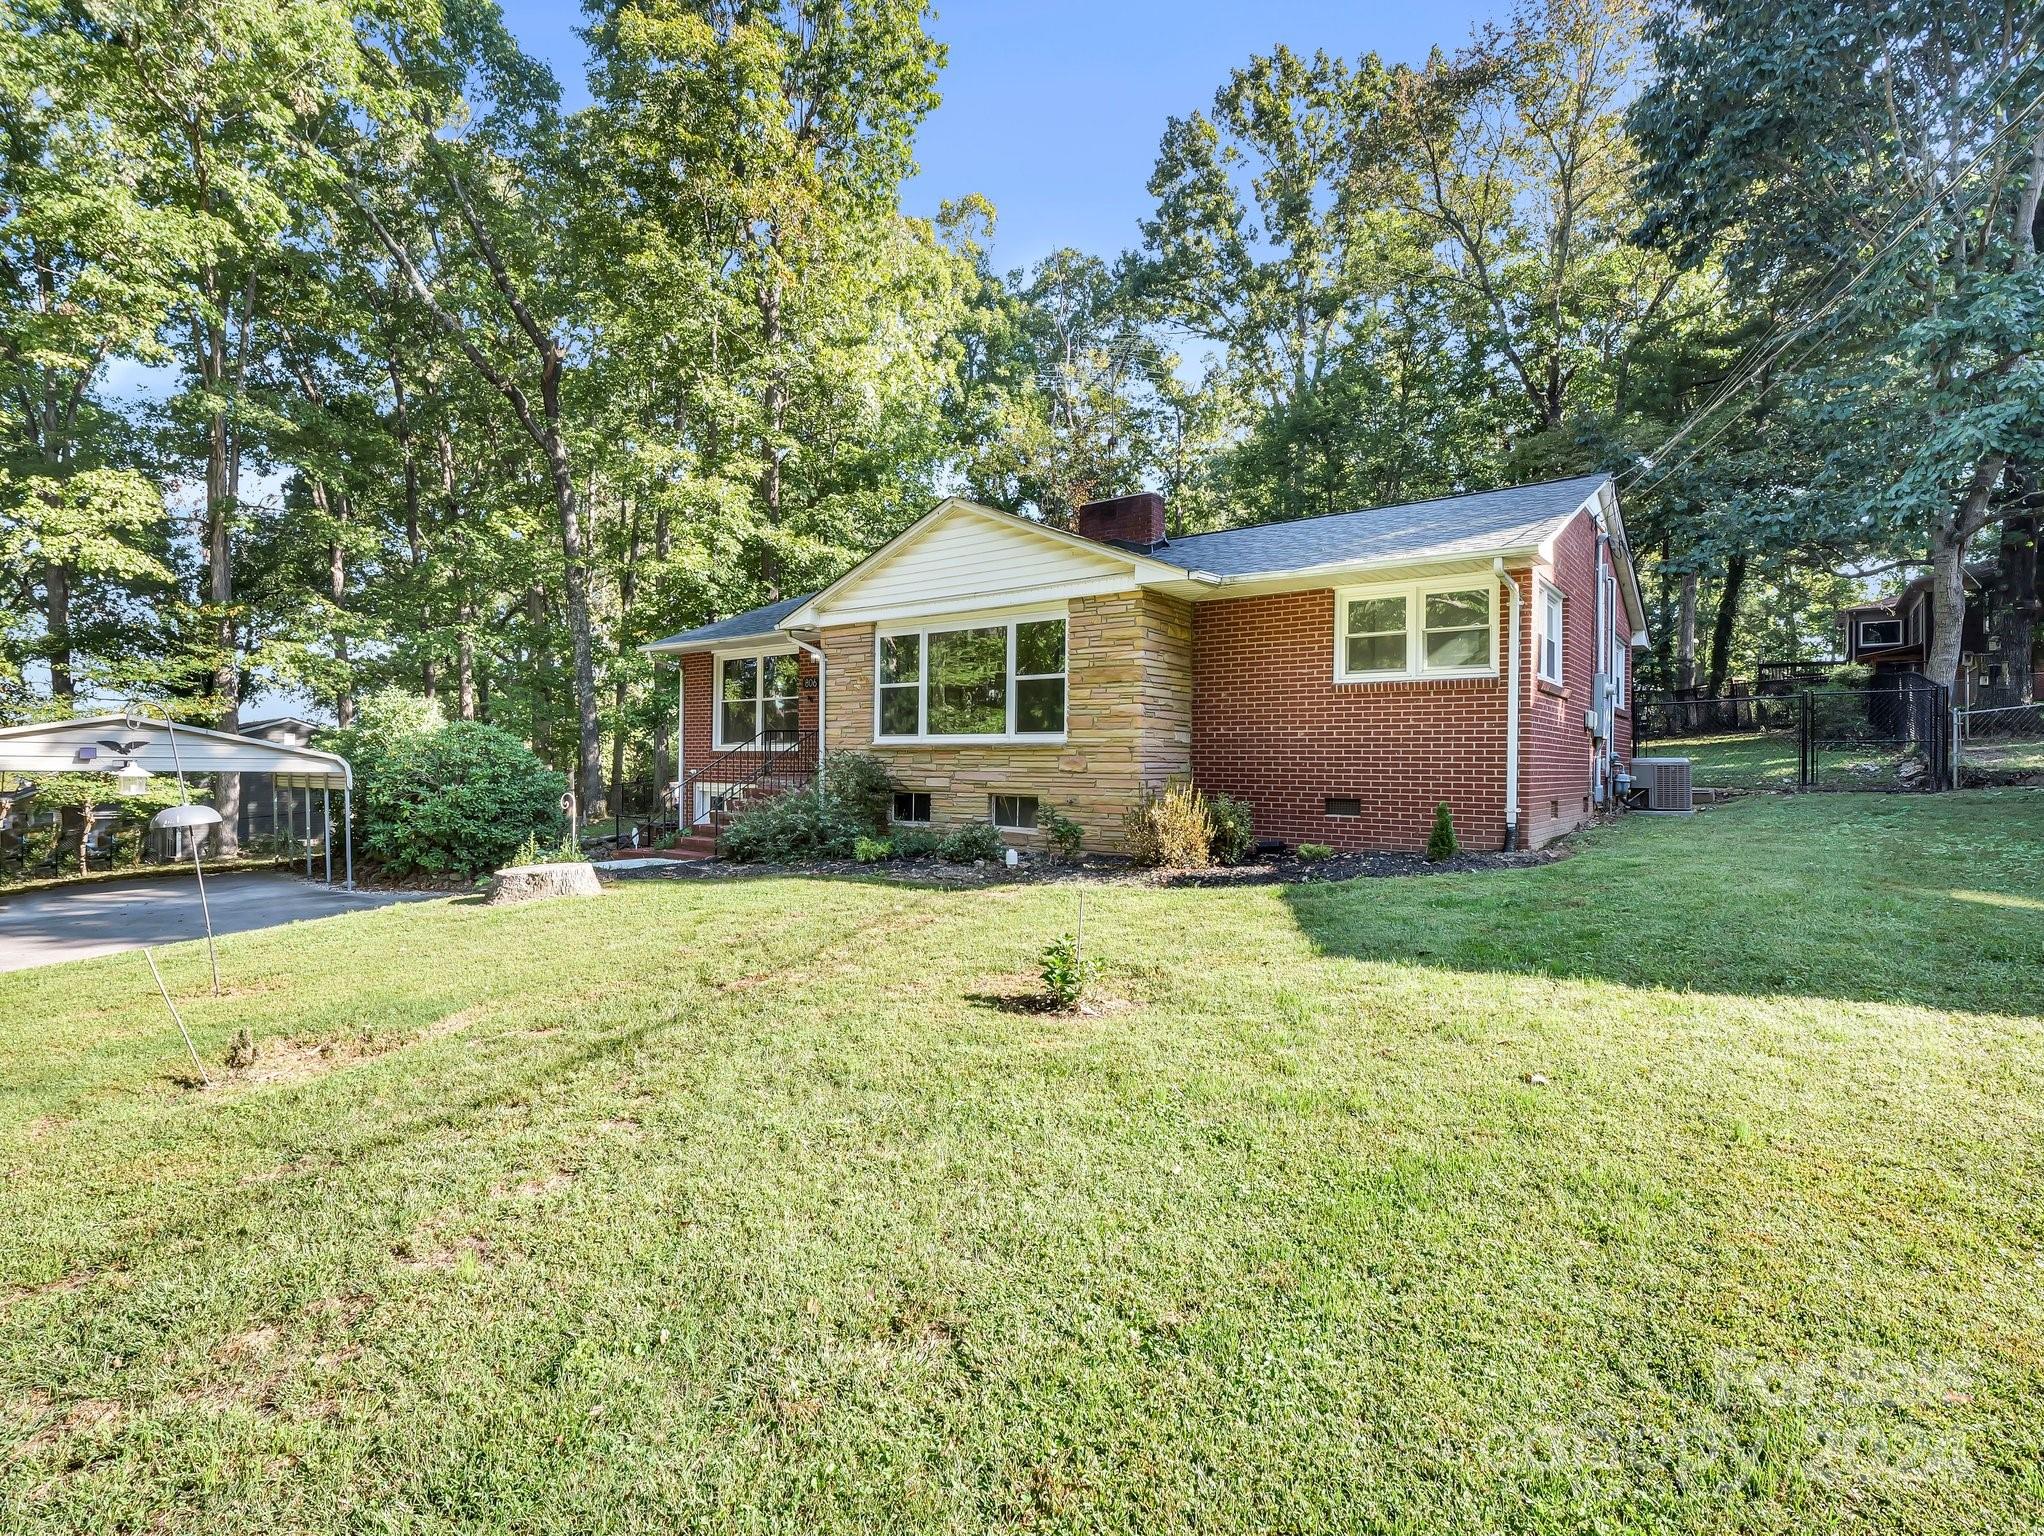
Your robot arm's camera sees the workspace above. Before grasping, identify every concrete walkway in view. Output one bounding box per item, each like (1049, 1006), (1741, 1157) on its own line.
(0, 872), (435, 974)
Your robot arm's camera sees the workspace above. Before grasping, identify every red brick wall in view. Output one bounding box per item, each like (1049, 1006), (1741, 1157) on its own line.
(1190, 586), (1514, 854)
(676, 647), (819, 806)
(1523, 509), (1634, 846)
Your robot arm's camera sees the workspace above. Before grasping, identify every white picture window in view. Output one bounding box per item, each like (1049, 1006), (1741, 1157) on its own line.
(716, 650), (800, 749)
(1335, 579), (1496, 683)
(1858, 618), (1903, 650)
(1538, 583), (1565, 684)
(874, 612), (1067, 742)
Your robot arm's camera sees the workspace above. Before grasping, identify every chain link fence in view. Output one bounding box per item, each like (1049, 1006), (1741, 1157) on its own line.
(1956, 701), (2044, 786)
(1635, 676), (1950, 791)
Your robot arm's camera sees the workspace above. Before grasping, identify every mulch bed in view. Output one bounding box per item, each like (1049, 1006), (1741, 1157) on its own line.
(605, 842), (1570, 889)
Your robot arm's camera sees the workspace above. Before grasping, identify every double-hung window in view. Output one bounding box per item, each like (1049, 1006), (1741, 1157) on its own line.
(716, 650), (800, 748)
(1537, 582), (1565, 685)
(874, 613), (1068, 741)
(1334, 579), (1496, 683)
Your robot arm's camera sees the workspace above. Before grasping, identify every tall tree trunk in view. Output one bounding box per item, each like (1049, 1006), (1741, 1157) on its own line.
(537, 374), (605, 816)
(1706, 554), (1746, 698)
(1927, 454), (2009, 695)
(758, 262), (785, 600)
(1676, 569), (1699, 693)
(1991, 468), (2037, 703)
(43, 560), (73, 700)
(203, 309), (241, 856)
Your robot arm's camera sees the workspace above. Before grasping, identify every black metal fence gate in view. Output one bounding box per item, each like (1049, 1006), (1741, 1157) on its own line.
(1634, 675), (1951, 791)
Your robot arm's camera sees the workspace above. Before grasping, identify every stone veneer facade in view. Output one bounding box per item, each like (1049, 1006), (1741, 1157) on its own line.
(818, 590), (1193, 853)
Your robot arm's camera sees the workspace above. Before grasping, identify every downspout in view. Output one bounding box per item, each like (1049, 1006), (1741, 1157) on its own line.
(673, 660), (687, 825)
(793, 636), (827, 805)
(1495, 557), (1521, 851)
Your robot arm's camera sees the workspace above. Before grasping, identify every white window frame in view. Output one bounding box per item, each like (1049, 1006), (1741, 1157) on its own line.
(1333, 576), (1498, 684)
(711, 646), (801, 751)
(1858, 617), (1903, 651)
(1537, 580), (1565, 685)
(872, 606), (1069, 745)
(890, 790), (931, 825)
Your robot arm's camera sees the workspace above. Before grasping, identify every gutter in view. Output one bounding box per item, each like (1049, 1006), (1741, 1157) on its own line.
(1495, 557), (1521, 851)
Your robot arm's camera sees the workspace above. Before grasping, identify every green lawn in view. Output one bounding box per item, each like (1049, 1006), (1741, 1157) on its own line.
(4, 793), (2044, 1533)
(1640, 730), (1914, 788)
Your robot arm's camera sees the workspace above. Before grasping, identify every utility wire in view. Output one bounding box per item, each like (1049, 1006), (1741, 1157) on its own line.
(1620, 73), (2044, 496)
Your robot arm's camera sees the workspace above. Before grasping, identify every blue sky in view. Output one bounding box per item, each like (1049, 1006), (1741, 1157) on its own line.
(503, 0), (1501, 273)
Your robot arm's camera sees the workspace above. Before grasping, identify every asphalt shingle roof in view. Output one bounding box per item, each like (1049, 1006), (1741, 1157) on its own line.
(645, 592), (816, 653)
(1150, 474), (1610, 578)
(645, 476), (1612, 649)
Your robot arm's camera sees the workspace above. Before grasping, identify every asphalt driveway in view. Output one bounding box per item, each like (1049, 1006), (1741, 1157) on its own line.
(0, 872), (435, 974)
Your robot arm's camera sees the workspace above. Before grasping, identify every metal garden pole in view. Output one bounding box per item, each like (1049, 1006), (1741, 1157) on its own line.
(144, 946), (207, 1085)
(323, 788), (332, 886)
(156, 715), (221, 997)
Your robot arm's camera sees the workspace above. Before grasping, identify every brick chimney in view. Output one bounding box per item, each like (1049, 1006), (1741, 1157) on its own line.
(1075, 491), (1168, 550)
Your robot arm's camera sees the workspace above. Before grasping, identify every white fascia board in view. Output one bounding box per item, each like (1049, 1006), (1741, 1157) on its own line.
(816, 576), (1145, 628)
(1166, 546), (1541, 603)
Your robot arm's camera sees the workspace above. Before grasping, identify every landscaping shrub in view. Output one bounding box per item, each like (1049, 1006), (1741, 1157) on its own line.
(359, 721), (567, 880)
(823, 751), (894, 835)
(891, 827), (943, 859)
(316, 689), (447, 833)
(1039, 934), (1100, 1010)
(939, 821), (1004, 863)
(719, 790), (866, 862)
(1296, 842), (1335, 862)
(1207, 792), (1255, 866)
(1123, 778), (1214, 868)
(1426, 801), (1458, 862)
(1039, 805), (1085, 862)
(854, 835), (893, 863)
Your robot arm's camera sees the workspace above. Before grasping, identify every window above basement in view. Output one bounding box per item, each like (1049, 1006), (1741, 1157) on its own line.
(1334, 577), (1497, 683)
(1538, 582), (1564, 685)
(1858, 617), (1904, 650)
(874, 610), (1068, 743)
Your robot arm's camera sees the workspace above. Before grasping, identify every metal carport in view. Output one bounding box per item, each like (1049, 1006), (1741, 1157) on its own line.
(0, 713), (355, 888)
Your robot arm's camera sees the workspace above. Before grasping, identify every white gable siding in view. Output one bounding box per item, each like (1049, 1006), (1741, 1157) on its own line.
(810, 506), (1142, 623)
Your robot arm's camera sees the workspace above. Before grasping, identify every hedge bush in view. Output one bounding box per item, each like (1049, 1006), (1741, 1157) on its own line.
(358, 721), (567, 880)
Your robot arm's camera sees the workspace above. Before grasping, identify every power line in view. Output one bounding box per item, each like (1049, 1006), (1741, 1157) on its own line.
(1621, 73), (2044, 497)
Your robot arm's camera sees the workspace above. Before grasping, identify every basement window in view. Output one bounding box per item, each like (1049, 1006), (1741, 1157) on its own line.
(990, 794), (1039, 831)
(1324, 796), (1362, 818)
(891, 791), (931, 825)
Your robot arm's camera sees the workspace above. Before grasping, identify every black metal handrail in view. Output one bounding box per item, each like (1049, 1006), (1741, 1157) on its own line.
(674, 729), (819, 852)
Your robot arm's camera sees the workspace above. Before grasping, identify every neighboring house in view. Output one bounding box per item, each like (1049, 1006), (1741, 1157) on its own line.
(1841, 565), (2043, 704)
(645, 474), (1647, 855)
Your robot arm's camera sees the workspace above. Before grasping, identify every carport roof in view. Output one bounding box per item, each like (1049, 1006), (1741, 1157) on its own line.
(0, 714), (352, 790)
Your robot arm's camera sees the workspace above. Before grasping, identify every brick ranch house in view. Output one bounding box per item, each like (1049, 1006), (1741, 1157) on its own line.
(645, 473), (1647, 856)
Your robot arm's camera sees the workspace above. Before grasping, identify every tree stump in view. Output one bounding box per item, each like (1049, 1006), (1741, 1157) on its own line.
(484, 861), (603, 906)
